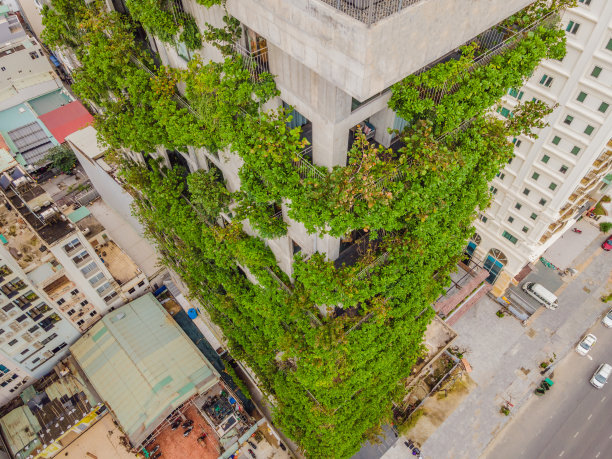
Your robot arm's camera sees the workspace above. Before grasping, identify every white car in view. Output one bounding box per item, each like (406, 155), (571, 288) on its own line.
(590, 363), (611, 389)
(603, 309), (612, 328)
(575, 334), (597, 356)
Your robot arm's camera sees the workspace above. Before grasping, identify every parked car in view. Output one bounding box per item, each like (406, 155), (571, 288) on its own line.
(576, 334), (597, 356)
(602, 237), (612, 251)
(590, 363), (611, 389)
(603, 309), (612, 328)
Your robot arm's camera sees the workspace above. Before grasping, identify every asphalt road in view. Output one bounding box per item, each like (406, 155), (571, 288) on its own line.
(485, 314), (612, 459)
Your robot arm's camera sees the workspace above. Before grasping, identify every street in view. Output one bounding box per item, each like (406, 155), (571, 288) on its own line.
(485, 315), (612, 459)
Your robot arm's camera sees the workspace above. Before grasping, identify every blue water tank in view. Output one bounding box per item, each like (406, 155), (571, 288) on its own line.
(187, 308), (198, 319)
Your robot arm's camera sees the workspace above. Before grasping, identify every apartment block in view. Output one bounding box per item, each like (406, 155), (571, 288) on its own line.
(0, 148), (145, 405)
(474, 0), (612, 292)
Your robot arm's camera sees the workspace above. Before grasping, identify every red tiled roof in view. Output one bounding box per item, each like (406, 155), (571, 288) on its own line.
(38, 101), (94, 143)
(0, 133), (8, 152)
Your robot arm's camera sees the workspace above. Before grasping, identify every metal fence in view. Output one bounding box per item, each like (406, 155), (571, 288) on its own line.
(234, 43), (270, 82)
(293, 147), (325, 180)
(319, 0), (424, 26)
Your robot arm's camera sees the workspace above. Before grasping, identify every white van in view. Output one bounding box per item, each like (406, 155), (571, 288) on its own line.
(522, 282), (558, 310)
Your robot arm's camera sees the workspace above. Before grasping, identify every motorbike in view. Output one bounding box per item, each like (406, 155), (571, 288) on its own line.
(572, 228), (582, 233)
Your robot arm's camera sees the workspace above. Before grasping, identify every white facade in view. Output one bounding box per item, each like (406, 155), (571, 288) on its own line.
(474, 0), (612, 291)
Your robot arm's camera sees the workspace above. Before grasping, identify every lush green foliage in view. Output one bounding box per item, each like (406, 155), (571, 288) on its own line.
(41, 1), (569, 457)
(44, 145), (77, 172)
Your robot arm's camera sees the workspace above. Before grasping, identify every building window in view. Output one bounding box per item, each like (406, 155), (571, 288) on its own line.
(88, 273), (105, 286)
(292, 240), (302, 254)
(564, 115), (574, 125)
(70, 289), (79, 295)
(90, 311), (97, 317)
(530, 213), (538, 220)
(512, 138), (522, 148)
(479, 214), (488, 223)
(67, 309), (75, 316)
(541, 155), (550, 163)
(532, 172), (540, 180)
(80, 300), (88, 306)
(552, 136), (561, 145)
(584, 125), (594, 135)
(515, 203), (522, 210)
(591, 66), (602, 78)
(498, 107), (511, 118)
(497, 172), (505, 180)
(549, 182), (558, 190)
(523, 188), (531, 196)
(57, 298), (65, 306)
(539, 74), (553, 87)
(508, 88), (524, 100)
(489, 186), (498, 195)
(539, 198), (547, 206)
(502, 231), (518, 245)
(137, 281), (145, 287)
(578, 0), (590, 5)
(507, 216), (514, 223)
(566, 21), (580, 34)
(606, 39), (612, 51)
(560, 165), (568, 174)
(577, 91), (587, 102)
(598, 102), (609, 113)
(77, 319), (85, 326)
(63, 238), (81, 253)
(8, 339), (17, 346)
(571, 146), (581, 155)
(128, 287), (136, 294)
(522, 226), (529, 233)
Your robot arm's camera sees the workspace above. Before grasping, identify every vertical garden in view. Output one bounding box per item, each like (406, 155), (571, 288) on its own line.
(41, 0), (571, 457)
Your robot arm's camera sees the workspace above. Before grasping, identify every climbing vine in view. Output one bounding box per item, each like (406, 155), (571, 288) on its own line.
(41, 1), (572, 457)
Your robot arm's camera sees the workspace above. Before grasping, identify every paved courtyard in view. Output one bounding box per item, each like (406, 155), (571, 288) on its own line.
(382, 232), (612, 459)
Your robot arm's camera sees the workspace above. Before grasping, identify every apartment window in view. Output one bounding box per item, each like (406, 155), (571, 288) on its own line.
(56, 298), (65, 306)
(566, 21), (580, 34)
(8, 339), (17, 347)
(541, 155), (550, 164)
(606, 39), (612, 51)
(63, 238), (81, 253)
(96, 282), (111, 295)
(539, 198), (547, 206)
(497, 173), (505, 180)
(489, 186), (498, 195)
(552, 136), (561, 145)
(128, 287), (136, 294)
(564, 115), (574, 125)
(512, 138), (522, 148)
(578, 0), (590, 5)
(523, 188), (531, 196)
(531, 172), (540, 181)
(90, 311), (97, 317)
(67, 309), (75, 316)
(539, 75), (553, 87)
(498, 107), (511, 118)
(137, 281), (145, 287)
(530, 213), (538, 220)
(522, 226), (528, 233)
(77, 319), (85, 326)
(292, 240), (302, 255)
(508, 88), (524, 100)
(502, 231), (518, 245)
(584, 125), (594, 135)
(598, 102), (609, 113)
(80, 300), (88, 307)
(515, 203), (522, 210)
(88, 273), (105, 286)
(507, 216), (514, 223)
(479, 214), (488, 223)
(80, 262), (97, 277)
(549, 182), (558, 190)
(571, 146), (581, 155)
(577, 92), (587, 102)
(591, 66), (602, 78)
(560, 165), (568, 174)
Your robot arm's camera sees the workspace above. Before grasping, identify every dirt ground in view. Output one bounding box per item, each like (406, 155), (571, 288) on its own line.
(405, 369), (477, 447)
(149, 404), (219, 459)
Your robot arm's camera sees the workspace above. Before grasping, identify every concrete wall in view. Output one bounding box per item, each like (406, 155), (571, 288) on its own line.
(223, 0), (534, 100)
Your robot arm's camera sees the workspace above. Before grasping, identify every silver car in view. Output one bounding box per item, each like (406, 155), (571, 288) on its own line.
(603, 309), (612, 328)
(575, 334), (597, 356)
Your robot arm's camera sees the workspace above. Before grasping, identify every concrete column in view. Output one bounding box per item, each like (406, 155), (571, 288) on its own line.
(370, 107), (396, 148)
(312, 121), (349, 169)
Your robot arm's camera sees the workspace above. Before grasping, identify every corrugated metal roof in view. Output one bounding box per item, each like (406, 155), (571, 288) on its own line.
(70, 293), (218, 447)
(0, 405), (40, 457)
(67, 206), (91, 223)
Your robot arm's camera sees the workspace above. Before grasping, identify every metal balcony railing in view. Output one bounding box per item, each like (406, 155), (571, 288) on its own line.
(293, 147), (325, 179)
(319, 0), (424, 26)
(234, 43), (270, 81)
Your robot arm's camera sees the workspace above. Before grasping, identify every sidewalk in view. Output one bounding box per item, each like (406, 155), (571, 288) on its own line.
(542, 218), (601, 270)
(414, 240), (611, 459)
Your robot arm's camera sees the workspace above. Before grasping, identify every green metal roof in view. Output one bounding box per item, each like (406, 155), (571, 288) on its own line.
(67, 206), (91, 223)
(70, 293), (218, 447)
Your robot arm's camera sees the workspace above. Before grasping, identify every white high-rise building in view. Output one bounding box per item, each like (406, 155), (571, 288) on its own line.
(473, 0), (612, 293)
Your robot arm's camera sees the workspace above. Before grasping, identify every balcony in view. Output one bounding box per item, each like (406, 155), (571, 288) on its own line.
(293, 147), (325, 180)
(319, 0), (424, 25)
(234, 43), (269, 82)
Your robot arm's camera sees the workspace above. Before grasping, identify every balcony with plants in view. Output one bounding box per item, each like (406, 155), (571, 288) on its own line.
(41, 0), (572, 457)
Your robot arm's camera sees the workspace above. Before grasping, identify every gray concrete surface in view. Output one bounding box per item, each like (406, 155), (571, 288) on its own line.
(542, 218), (601, 270)
(485, 311), (612, 459)
(391, 235), (612, 459)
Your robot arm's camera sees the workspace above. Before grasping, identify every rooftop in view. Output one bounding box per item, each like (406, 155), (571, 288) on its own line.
(38, 101), (94, 144)
(70, 293), (220, 447)
(94, 239), (140, 285)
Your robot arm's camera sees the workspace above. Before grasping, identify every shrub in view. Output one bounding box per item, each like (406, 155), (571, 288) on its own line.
(599, 222), (612, 233)
(397, 408), (425, 435)
(496, 310), (505, 318)
(601, 195), (611, 203)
